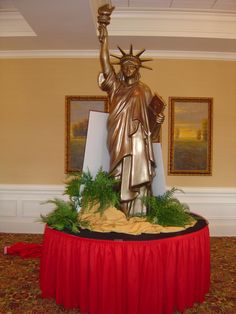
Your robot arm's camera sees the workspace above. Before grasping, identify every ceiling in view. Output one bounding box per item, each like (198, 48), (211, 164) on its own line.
(0, 0), (236, 59)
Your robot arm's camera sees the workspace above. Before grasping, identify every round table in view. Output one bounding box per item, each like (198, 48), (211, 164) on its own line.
(40, 220), (210, 314)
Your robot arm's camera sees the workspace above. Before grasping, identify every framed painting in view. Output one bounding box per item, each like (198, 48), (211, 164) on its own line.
(168, 97), (213, 175)
(65, 96), (108, 173)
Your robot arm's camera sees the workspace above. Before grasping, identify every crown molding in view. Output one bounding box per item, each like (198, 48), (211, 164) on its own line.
(0, 49), (236, 61)
(109, 10), (236, 39)
(148, 50), (236, 61)
(90, 0), (236, 40)
(0, 11), (36, 37)
(0, 50), (99, 59)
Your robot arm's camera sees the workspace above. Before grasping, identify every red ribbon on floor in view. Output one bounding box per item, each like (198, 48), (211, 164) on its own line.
(4, 242), (42, 258)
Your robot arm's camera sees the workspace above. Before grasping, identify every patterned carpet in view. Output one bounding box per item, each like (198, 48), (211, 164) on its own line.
(0, 233), (235, 314)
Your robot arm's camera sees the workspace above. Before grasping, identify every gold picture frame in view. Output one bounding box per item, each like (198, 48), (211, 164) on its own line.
(65, 96), (108, 173)
(168, 97), (213, 175)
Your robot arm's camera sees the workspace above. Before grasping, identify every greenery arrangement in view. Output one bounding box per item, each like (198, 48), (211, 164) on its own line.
(41, 169), (194, 233)
(40, 199), (81, 233)
(40, 169), (120, 233)
(76, 170), (120, 214)
(142, 187), (194, 227)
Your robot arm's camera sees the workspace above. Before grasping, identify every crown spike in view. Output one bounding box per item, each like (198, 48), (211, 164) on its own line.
(130, 44), (133, 55)
(140, 58), (153, 62)
(135, 49), (146, 58)
(110, 54), (122, 60)
(141, 65), (153, 70)
(117, 46), (126, 56)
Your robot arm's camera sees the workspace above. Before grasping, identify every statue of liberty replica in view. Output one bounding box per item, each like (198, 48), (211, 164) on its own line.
(97, 5), (165, 217)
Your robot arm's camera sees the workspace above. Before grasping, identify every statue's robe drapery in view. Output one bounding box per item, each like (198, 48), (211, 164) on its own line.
(98, 70), (155, 215)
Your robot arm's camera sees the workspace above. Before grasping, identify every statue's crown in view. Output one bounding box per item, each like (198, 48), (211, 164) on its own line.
(111, 45), (152, 70)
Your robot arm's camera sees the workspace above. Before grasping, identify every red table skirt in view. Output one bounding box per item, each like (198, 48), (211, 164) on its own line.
(40, 225), (210, 314)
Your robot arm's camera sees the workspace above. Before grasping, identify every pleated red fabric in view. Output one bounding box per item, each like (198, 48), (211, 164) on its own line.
(40, 225), (210, 314)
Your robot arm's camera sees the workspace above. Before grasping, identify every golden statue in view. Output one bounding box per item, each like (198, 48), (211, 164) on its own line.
(97, 5), (165, 216)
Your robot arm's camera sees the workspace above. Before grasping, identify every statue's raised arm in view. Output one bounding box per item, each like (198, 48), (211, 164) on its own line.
(97, 5), (114, 77)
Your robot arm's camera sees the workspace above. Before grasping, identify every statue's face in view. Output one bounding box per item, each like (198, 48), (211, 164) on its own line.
(121, 63), (139, 78)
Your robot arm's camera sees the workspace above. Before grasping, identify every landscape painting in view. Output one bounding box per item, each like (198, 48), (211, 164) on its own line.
(65, 96), (108, 172)
(168, 97), (213, 175)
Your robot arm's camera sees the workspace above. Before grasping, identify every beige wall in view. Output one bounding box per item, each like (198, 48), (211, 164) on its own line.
(0, 58), (236, 187)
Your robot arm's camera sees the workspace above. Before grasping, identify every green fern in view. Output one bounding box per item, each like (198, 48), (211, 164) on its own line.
(64, 169), (119, 213)
(81, 169), (120, 214)
(40, 198), (80, 233)
(143, 188), (194, 227)
(40, 169), (120, 233)
(64, 172), (83, 199)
